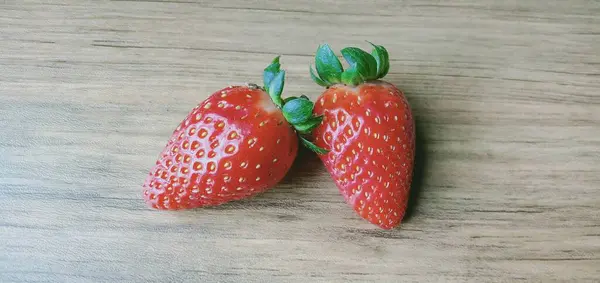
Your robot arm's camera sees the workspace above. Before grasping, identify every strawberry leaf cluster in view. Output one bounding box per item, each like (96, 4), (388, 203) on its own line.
(263, 56), (327, 154)
(310, 42), (390, 87)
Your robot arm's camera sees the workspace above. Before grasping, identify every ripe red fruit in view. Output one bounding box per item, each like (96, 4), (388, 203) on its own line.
(143, 57), (325, 210)
(309, 43), (415, 229)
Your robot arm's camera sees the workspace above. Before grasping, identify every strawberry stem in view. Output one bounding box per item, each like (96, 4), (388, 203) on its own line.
(262, 57), (329, 155)
(310, 42), (390, 87)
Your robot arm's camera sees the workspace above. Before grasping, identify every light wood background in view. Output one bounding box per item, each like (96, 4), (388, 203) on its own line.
(1, 1), (599, 282)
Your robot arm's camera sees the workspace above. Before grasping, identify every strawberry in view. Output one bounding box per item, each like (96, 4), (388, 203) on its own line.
(309, 43), (415, 229)
(143, 57), (325, 210)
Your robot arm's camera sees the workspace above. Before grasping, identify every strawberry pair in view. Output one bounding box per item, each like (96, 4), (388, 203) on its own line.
(142, 42), (414, 230)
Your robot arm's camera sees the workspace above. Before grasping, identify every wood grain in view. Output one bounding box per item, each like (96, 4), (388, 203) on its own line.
(1, 1), (599, 282)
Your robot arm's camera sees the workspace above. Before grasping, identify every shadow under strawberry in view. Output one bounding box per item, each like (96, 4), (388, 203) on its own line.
(278, 144), (323, 185)
(402, 117), (427, 222)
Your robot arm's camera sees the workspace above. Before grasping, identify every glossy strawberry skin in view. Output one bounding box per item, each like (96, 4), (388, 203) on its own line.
(143, 85), (298, 210)
(312, 81), (415, 229)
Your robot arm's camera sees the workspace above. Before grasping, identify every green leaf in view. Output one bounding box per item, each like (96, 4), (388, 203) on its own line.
(367, 41), (390, 78)
(341, 67), (364, 86)
(283, 96), (297, 104)
(341, 47), (378, 81)
(300, 136), (329, 155)
(263, 56), (281, 92)
(293, 116), (323, 134)
(310, 65), (329, 87)
(315, 44), (343, 84)
(282, 97), (313, 124)
(268, 70), (285, 108)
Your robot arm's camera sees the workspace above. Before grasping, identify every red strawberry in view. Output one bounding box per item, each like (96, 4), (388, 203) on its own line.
(143, 57), (325, 210)
(309, 43), (415, 229)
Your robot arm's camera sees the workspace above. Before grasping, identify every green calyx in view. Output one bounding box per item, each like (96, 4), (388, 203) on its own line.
(263, 56), (285, 108)
(262, 57), (329, 154)
(310, 41), (390, 87)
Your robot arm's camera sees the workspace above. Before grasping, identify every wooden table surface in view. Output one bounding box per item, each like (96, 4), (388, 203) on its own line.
(1, 1), (599, 282)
